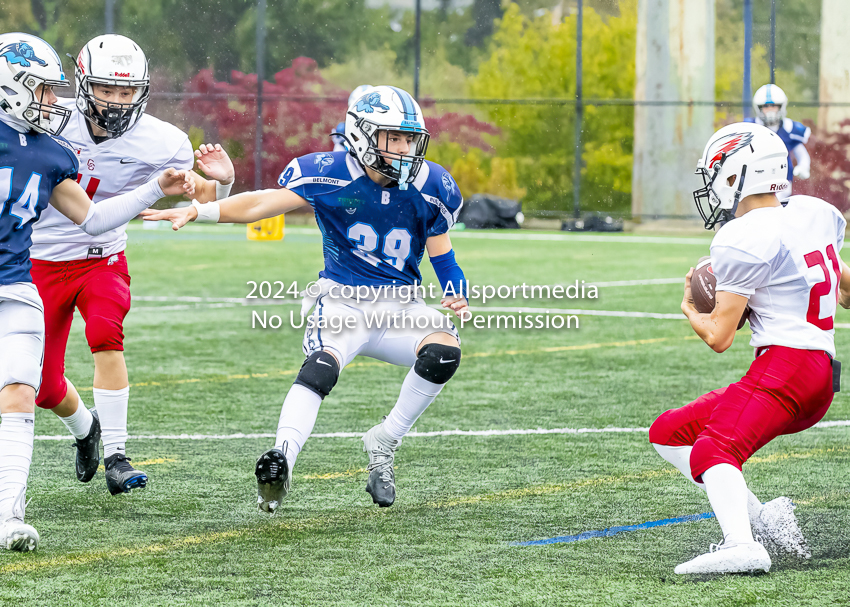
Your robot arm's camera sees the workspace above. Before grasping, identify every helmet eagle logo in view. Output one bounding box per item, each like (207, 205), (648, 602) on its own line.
(0, 42), (47, 68)
(355, 92), (390, 114)
(708, 132), (755, 169)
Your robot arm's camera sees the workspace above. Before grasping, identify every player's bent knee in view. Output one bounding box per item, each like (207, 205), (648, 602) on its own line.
(35, 374), (67, 410)
(294, 351), (340, 399)
(414, 343), (461, 385)
(85, 315), (125, 352)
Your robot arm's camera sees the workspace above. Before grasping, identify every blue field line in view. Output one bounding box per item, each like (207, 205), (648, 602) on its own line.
(513, 511), (715, 546)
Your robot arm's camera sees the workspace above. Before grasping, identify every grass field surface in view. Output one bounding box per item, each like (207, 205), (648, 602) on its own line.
(1, 223), (848, 606)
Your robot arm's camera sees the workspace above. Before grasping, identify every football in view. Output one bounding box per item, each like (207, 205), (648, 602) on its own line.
(690, 256), (750, 329)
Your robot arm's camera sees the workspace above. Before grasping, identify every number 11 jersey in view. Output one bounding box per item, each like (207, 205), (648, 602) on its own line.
(30, 99), (194, 262)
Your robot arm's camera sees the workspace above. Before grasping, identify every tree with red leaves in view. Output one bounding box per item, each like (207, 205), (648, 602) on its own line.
(791, 121), (850, 214)
(182, 58), (499, 193)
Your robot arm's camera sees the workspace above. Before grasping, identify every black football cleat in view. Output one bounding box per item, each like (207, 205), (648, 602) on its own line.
(73, 409), (101, 483)
(104, 453), (148, 495)
(255, 444), (291, 513)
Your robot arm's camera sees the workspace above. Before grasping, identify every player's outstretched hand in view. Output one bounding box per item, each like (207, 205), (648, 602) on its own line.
(195, 143), (235, 185)
(158, 168), (196, 197)
(141, 204), (199, 231)
(441, 295), (470, 321)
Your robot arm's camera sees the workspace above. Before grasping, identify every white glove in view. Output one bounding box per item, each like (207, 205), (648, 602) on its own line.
(793, 165), (810, 180)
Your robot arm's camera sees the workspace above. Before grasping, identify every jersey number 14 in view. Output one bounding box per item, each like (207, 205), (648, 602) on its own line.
(0, 167), (41, 229)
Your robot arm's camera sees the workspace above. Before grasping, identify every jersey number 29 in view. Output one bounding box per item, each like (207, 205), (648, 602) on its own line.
(348, 223), (412, 271)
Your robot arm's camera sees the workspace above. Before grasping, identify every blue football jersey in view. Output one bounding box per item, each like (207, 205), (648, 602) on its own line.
(278, 151), (463, 286)
(745, 117), (811, 181)
(0, 120), (79, 285)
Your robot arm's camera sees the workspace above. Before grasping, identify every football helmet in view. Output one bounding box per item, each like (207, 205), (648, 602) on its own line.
(75, 34), (150, 138)
(752, 84), (788, 128)
(0, 32), (71, 135)
(343, 85), (429, 189)
(694, 122), (789, 230)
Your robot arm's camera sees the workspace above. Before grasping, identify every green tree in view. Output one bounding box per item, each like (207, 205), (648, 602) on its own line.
(469, 1), (636, 213)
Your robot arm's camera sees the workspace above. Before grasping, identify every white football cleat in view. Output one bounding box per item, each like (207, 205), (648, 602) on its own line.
(0, 518), (39, 552)
(753, 497), (811, 559)
(674, 540), (771, 575)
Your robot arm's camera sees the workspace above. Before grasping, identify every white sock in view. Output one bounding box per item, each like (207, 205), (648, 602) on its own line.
(651, 443), (705, 489)
(703, 463), (755, 545)
(275, 384), (322, 470)
(0, 412), (35, 519)
(93, 386), (129, 459)
(58, 398), (94, 440)
(383, 367), (443, 441)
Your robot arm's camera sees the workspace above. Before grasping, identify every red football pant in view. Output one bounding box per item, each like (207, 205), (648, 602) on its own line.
(30, 253), (131, 410)
(649, 346), (834, 483)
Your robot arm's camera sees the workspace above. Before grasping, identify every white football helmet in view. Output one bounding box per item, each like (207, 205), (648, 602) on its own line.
(752, 84), (788, 128)
(347, 84), (373, 108)
(343, 85), (429, 189)
(0, 32), (71, 135)
(75, 34), (150, 138)
(694, 122), (789, 229)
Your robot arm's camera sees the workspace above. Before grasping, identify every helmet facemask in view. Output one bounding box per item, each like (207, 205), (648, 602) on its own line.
(79, 78), (150, 138)
(757, 103), (783, 128)
(693, 154), (748, 230)
(21, 78), (72, 135)
(350, 114), (429, 190)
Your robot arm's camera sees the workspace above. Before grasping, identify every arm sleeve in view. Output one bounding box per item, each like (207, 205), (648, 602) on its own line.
(711, 245), (771, 297)
(78, 178), (164, 235)
(430, 249), (467, 297)
(426, 171), (464, 237)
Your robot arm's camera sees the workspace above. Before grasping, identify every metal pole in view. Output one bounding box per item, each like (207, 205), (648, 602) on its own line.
(254, 0), (266, 190)
(770, 0), (776, 84)
(743, 0), (753, 118)
(105, 0), (115, 33)
(572, 0), (583, 218)
(414, 0), (422, 99)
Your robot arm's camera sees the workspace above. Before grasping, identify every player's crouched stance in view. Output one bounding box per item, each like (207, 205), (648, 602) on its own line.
(143, 86), (469, 511)
(0, 33), (192, 551)
(649, 122), (850, 575)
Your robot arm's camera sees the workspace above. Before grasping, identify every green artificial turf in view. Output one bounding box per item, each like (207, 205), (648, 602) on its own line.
(1, 224), (848, 606)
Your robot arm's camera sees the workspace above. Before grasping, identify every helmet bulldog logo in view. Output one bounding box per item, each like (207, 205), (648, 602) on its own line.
(0, 42), (47, 68)
(355, 92), (390, 114)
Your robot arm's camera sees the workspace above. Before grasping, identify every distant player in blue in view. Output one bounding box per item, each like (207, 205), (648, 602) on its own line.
(746, 84), (811, 200)
(331, 84), (372, 151)
(146, 85), (469, 511)
(0, 32), (192, 552)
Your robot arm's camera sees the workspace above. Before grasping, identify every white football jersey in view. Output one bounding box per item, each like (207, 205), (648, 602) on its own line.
(711, 195), (846, 357)
(31, 99), (193, 261)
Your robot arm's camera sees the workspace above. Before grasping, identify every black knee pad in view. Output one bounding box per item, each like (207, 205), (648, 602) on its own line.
(294, 351), (340, 399)
(414, 343), (461, 385)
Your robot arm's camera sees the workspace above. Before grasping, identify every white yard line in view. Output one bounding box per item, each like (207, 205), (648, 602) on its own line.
(34, 419), (850, 441)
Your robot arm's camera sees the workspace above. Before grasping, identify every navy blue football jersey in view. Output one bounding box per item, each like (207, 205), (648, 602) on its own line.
(745, 117), (811, 181)
(0, 120), (79, 284)
(278, 151), (463, 286)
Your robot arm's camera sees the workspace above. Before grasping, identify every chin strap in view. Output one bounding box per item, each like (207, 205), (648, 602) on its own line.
(730, 164), (748, 219)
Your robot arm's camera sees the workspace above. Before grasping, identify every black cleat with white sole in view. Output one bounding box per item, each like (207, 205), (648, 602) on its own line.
(255, 444), (291, 513)
(74, 409), (101, 483)
(104, 453), (148, 495)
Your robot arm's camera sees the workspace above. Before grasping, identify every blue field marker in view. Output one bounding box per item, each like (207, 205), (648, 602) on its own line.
(513, 511), (716, 547)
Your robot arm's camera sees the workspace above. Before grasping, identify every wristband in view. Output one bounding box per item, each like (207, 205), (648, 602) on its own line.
(215, 179), (233, 200)
(192, 200), (221, 223)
